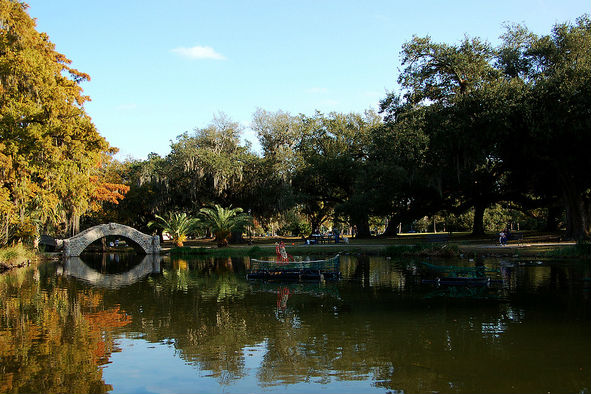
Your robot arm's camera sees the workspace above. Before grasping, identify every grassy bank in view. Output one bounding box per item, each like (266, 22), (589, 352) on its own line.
(170, 242), (459, 258)
(170, 246), (268, 258)
(383, 243), (459, 257)
(168, 238), (587, 260)
(0, 244), (38, 273)
(169, 245), (372, 258)
(545, 242), (590, 258)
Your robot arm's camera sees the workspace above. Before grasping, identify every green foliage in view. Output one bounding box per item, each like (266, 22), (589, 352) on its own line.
(0, 1), (120, 241)
(0, 243), (36, 270)
(397, 35), (498, 105)
(105, 154), (170, 233)
(277, 209), (311, 237)
(545, 242), (591, 258)
(167, 113), (252, 203)
(199, 205), (252, 247)
(169, 246), (209, 256)
(80, 14), (589, 243)
(246, 246), (263, 257)
(496, 16), (591, 240)
(377, 15), (591, 240)
(441, 212), (473, 232)
(169, 245), (265, 258)
(251, 108), (302, 181)
(148, 212), (200, 247)
(293, 111), (381, 236)
(384, 243), (459, 258)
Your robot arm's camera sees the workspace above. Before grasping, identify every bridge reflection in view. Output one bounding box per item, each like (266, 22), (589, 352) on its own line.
(58, 254), (161, 288)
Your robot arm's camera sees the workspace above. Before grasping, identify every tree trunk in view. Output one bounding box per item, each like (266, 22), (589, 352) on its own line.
(472, 202), (486, 236)
(310, 215), (323, 235)
(230, 230), (244, 244)
(2, 215), (8, 245)
(383, 218), (399, 236)
(66, 214), (81, 236)
(545, 205), (562, 232)
(353, 214), (371, 238)
(561, 177), (591, 241)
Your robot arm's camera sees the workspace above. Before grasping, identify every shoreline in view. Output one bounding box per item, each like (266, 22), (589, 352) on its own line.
(1, 239), (587, 276)
(166, 241), (584, 259)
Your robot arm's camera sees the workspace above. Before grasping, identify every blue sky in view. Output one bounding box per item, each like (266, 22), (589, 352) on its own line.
(26, 0), (589, 160)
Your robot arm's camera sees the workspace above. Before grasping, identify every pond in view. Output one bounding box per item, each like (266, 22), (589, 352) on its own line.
(0, 253), (589, 393)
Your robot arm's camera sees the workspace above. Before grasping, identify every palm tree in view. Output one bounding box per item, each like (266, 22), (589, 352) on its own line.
(199, 205), (252, 247)
(148, 212), (200, 247)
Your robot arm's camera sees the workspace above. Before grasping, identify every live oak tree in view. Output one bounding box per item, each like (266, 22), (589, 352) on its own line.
(380, 35), (504, 235)
(378, 17), (591, 240)
(252, 108), (302, 182)
(495, 17), (591, 240)
(293, 111), (380, 237)
(249, 108), (300, 227)
(166, 113), (252, 210)
(366, 113), (433, 235)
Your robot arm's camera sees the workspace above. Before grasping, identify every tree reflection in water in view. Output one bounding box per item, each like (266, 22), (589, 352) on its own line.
(0, 254), (589, 393)
(0, 263), (130, 393)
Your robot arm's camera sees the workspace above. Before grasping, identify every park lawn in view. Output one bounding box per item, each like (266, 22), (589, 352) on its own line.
(166, 231), (581, 258)
(174, 230), (560, 249)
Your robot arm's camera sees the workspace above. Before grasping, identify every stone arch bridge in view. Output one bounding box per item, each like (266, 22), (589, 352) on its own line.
(59, 223), (160, 257)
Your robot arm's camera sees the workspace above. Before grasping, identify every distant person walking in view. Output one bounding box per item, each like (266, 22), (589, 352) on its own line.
(499, 230), (507, 246)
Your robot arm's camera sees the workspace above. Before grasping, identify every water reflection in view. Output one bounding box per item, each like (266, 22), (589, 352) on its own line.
(0, 254), (589, 393)
(0, 263), (129, 393)
(59, 254), (161, 289)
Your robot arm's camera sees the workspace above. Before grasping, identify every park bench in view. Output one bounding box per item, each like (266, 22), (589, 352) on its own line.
(306, 235), (327, 244)
(305, 234), (341, 245)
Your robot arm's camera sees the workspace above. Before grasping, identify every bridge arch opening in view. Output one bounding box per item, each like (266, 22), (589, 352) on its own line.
(86, 235), (151, 255)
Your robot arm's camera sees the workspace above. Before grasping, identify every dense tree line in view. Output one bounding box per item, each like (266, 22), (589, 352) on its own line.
(2, 1), (589, 243)
(377, 16), (591, 240)
(103, 16), (589, 241)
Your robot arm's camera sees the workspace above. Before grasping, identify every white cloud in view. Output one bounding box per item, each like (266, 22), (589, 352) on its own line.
(171, 45), (226, 60)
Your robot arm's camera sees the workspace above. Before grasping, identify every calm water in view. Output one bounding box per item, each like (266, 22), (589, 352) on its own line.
(0, 253), (589, 394)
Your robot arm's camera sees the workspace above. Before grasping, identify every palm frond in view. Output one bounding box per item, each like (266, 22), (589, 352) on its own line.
(199, 204), (252, 246)
(148, 212), (201, 246)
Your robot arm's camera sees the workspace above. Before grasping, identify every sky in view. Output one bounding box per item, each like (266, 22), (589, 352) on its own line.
(25, 0), (590, 160)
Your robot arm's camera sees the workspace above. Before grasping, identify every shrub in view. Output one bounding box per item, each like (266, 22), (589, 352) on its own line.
(384, 243), (459, 258)
(0, 243), (36, 271)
